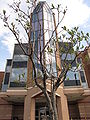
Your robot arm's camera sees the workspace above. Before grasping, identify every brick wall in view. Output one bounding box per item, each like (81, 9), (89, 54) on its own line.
(68, 101), (80, 119)
(81, 48), (90, 88)
(0, 98), (12, 120)
(78, 96), (90, 120)
(12, 104), (24, 120)
(0, 72), (4, 89)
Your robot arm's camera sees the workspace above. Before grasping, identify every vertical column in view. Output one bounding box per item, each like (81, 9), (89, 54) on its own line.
(30, 98), (35, 120)
(24, 96), (30, 120)
(60, 94), (69, 120)
(27, 58), (33, 87)
(24, 95), (35, 120)
(57, 97), (62, 120)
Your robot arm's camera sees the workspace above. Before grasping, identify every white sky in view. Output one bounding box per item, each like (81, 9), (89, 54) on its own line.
(0, 0), (90, 71)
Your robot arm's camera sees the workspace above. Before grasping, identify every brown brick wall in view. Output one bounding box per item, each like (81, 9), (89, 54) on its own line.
(0, 98), (12, 120)
(78, 96), (90, 120)
(68, 101), (80, 119)
(83, 64), (90, 88)
(12, 104), (24, 120)
(81, 48), (90, 88)
(0, 72), (4, 89)
(0, 98), (24, 120)
(68, 97), (90, 120)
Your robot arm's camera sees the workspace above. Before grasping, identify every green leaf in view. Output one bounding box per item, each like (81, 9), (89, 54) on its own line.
(66, 77), (69, 81)
(76, 46), (79, 51)
(51, 4), (55, 9)
(4, 24), (7, 27)
(3, 10), (6, 15)
(69, 64), (71, 68)
(58, 4), (60, 8)
(63, 9), (66, 15)
(16, 19), (18, 21)
(74, 27), (79, 31)
(81, 31), (84, 35)
(26, 0), (29, 3)
(63, 26), (66, 30)
(22, 73), (25, 78)
(62, 34), (65, 38)
(56, 64), (60, 71)
(19, 74), (21, 81)
(85, 55), (89, 62)
(76, 63), (79, 68)
(26, 21), (30, 27)
(86, 33), (89, 37)
(80, 45), (84, 49)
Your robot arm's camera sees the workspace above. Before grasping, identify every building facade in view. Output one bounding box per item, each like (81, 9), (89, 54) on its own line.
(0, 1), (90, 120)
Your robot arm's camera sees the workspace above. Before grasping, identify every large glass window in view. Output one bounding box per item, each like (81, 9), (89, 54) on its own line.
(10, 68), (27, 82)
(44, 30), (53, 41)
(6, 66), (11, 73)
(38, 41), (43, 51)
(14, 44), (28, 55)
(66, 71), (79, 80)
(33, 6), (42, 22)
(34, 21), (43, 31)
(44, 20), (54, 31)
(61, 53), (75, 60)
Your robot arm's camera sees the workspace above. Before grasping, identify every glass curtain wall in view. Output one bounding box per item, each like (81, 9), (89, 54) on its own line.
(31, 2), (57, 78)
(9, 44), (28, 87)
(43, 2), (57, 76)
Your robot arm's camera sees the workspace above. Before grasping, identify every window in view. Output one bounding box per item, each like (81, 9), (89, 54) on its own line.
(80, 71), (86, 82)
(32, 11), (42, 22)
(38, 41), (43, 51)
(66, 71), (79, 80)
(12, 61), (27, 68)
(4, 73), (10, 84)
(14, 44), (28, 55)
(61, 54), (75, 60)
(7, 59), (12, 66)
(77, 58), (82, 64)
(10, 68), (27, 82)
(13, 55), (28, 61)
(61, 60), (76, 68)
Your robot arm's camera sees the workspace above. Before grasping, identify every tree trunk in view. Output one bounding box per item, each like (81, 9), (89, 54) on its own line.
(44, 90), (58, 120)
(51, 90), (58, 120)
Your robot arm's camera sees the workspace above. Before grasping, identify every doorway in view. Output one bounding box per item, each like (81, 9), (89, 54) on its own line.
(35, 101), (50, 120)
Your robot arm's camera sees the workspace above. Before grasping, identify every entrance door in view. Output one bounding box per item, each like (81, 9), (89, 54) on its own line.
(35, 102), (50, 120)
(40, 107), (49, 120)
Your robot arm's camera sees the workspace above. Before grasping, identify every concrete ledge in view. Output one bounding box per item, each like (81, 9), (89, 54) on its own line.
(7, 89), (27, 96)
(64, 87), (84, 95)
(83, 89), (90, 96)
(0, 92), (7, 97)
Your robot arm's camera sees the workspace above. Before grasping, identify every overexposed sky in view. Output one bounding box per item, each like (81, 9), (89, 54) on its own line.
(0, 0), (90, 71)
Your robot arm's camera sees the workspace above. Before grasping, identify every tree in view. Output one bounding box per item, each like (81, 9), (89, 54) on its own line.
(0, 0), (89, 120)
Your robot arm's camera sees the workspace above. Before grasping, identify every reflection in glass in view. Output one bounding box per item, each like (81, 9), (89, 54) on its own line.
(10, 68), (27, 82)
